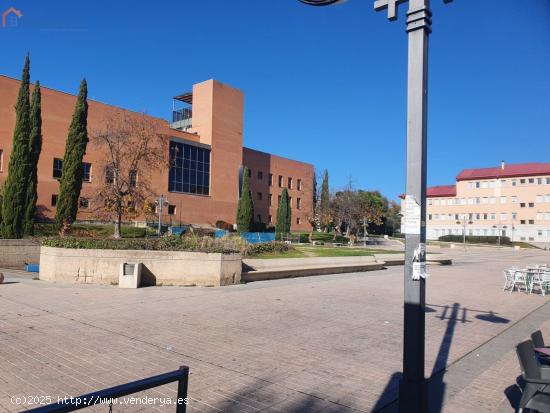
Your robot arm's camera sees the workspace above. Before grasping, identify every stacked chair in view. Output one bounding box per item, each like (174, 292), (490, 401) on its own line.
(516, 331), (550, 412)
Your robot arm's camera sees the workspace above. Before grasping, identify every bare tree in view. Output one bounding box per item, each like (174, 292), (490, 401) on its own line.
(91, 111), (167, 238)
(330, 177), (362, 238)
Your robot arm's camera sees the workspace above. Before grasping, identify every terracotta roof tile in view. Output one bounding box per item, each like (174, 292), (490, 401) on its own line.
(456, 163), (550, 181)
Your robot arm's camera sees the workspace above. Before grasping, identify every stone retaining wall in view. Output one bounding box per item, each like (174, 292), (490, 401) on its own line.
(39, 246), (242, 286)
(0, 239), (40, 268)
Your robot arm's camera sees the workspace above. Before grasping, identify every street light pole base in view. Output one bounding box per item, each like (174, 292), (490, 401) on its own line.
(398, 378), (427, 413)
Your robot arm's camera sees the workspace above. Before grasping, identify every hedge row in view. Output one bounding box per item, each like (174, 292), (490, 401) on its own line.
(41, 236), (295, 256)
(438, 235), (511, 245)
(41, 235), (247, 254)
(245, 241), (293, 256)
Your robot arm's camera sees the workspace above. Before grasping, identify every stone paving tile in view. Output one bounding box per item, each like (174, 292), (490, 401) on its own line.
(0, 247), (549, 412)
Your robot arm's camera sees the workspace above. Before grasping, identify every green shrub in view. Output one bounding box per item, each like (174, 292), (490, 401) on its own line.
(215, 220), (234, 232)
(41, 235), (245, 254)
(245, 241), (294, 256)
(438, 235), (511, 245)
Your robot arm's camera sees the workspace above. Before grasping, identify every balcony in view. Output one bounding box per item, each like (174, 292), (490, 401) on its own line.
(171, 107), (192, 131)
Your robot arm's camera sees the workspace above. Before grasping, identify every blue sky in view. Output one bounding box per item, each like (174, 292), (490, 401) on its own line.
(1, 0), (549, 201)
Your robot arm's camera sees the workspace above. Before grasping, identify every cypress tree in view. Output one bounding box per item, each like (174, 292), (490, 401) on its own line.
(1, 54), (31, 238)
(23, 81), (42, 236)
(236, 167), (254, 233)
(320, 169), (330, 231)
(55, 79), (89, 233)
(276, 188), (291, 240)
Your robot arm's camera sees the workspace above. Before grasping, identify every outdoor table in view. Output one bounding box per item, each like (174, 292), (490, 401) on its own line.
(536, 348), (550, 357)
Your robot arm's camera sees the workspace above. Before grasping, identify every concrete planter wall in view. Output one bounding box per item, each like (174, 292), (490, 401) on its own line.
(39, 246), (242, 287)
(0, 239), (40, 268)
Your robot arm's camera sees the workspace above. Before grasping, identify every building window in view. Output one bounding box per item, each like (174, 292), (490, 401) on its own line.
(168, 205), (176, 215)
(547, 178), (550, 185)
(257, 192), (263, 201)
(257, 171), (263, 180)
(278, 175), (283, 187)
(105, 165), (115, 184)
(500, 196), (507, 204)
(168, 141), (211, 195)
(500, 213), (507, 221)
(545, 195), (550, 203)
(129, 169), (138, 188)
(79, 197), (90, 209)
(529, 202), (535, 208)
(475, 182), (480, 188)
(512, 180), (517, 186)
(520, 179), (526, 184)
(53, 158), (63, 179)
(296, 217), (301, 225)
(297, 179), (302, 190)
(297, 198), (301, 210)
(501, 180), (507, 187)
(520, 203), (526, 208)
(269, 174), (273, 186)
(428, 214), (432, 220)
(268, 194), (273, 206)
(51, 194), (58, 207)
(257, 214), (262, 222)
(288, 177), (293, 189)
(512, 213), (517, 220)
(82, 162), (92, 182)
(0, 149), (3, 172)
(248, 168), (252, 177)
(529, 178), (535, 184)
(268, 215), (272, 223)
(529, 220), (535, 225)
(520, 220), (526, 224)
(538, 178), (543, 185)
(278, 195), (281, 204)
(511, 196), (518, 203)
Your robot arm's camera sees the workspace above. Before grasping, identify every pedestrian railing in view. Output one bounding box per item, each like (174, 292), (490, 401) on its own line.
(25, 366), (189, 413)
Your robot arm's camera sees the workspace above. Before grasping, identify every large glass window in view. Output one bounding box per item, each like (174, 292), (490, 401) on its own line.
(168, 141), (211, 195)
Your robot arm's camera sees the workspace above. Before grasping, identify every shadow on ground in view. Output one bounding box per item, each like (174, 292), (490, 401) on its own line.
(186, 302), (510, 413)
(372, 302), (509, 413)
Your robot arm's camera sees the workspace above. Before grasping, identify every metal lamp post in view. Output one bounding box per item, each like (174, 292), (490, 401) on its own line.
(155, 195), (169, 237)
(492, 224), (508, 246)
(299, 0), (453, 411)
(456, 216), (473, 248)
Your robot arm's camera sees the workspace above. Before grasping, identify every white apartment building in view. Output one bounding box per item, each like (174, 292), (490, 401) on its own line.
(422, 162), (550, 243)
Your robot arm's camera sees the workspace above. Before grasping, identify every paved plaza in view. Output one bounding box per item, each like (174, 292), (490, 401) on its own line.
(1, 247), (549, 412)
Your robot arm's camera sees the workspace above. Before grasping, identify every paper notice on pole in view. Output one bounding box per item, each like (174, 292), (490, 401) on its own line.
(403, 195), (421, 235)
(412, 262), (428, 281)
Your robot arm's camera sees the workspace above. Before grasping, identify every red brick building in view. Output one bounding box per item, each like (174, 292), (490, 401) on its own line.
(0, 76), (314, 230)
